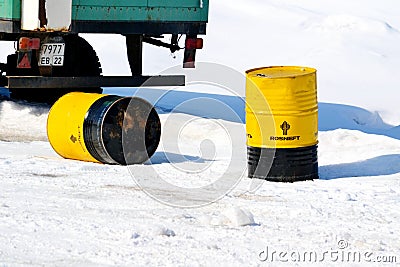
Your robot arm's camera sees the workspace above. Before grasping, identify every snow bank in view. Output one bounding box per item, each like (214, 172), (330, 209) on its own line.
(0, 99), (49, 142)
(319, 129), (400, 179)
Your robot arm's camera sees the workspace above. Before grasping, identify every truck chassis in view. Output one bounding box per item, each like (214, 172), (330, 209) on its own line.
(0, 0), (208, 103)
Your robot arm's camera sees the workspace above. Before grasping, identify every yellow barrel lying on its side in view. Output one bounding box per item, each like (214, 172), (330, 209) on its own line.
(246, 66), (318, 182)
(47, 92), (161, 165)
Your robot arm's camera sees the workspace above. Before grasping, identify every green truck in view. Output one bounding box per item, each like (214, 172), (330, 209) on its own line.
(0, 0), (209, 103)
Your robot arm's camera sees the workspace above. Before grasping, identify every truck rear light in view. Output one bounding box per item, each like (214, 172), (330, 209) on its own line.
(185, 38), (203, 50)
(183, 49), (196, 68)
(19, 37), (41, 50)
(183, 36), (203, 68)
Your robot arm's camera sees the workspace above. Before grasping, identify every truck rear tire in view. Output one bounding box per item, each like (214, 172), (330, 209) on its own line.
(9, 34), (103, 104)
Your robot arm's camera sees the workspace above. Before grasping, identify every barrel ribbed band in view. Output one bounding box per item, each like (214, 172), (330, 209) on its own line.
(83, 95), (121, 164)
(248, 145), (319, 182)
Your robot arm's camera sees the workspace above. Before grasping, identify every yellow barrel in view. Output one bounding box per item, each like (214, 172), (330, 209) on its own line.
(47, 92), (161, 165)
(246, 66), (318, 182)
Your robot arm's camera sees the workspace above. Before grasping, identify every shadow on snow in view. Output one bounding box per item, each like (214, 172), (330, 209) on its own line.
(2, 87), (399, 140)
(105, 88), (399, 140)
(319, 154), (400, 180)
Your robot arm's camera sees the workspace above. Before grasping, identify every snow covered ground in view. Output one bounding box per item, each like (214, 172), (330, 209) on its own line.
(1, 0), (400, 265)
(0, 100), (400, 266)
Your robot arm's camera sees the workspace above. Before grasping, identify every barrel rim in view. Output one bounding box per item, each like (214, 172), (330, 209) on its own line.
(98, 96), (133, 165)
(91, 95), (121, 164)
(245, 66), (317, 78)
(101, 96), (161, 165)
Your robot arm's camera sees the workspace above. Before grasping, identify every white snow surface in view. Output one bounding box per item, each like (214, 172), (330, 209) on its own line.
(1, 0), (400, 265)
(0, 100), (400, 265)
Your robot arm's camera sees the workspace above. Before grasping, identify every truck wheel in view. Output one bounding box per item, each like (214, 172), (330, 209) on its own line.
(9, 34), (103, 104)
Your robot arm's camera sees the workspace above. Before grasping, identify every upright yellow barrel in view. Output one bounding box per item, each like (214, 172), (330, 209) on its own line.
(47, 92), (161, 165)
(246, 66), (318, 182)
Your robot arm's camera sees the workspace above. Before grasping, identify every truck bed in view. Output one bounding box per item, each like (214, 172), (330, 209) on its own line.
(0, 0), (209, 35)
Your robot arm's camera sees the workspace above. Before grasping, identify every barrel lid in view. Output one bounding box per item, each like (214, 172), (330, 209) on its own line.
(246, 66), (316, 79)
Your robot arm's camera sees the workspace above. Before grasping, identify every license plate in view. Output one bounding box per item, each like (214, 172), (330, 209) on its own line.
(39, 43), (65, 67)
